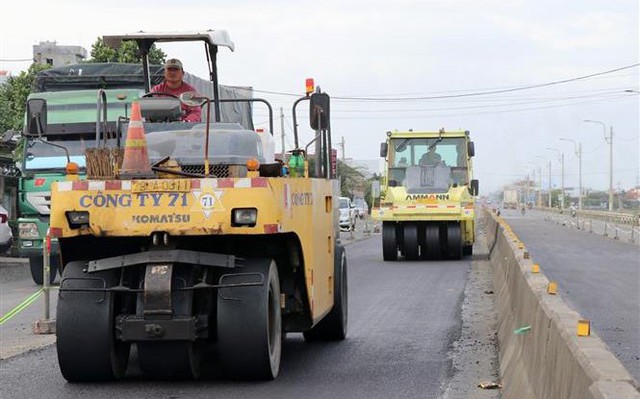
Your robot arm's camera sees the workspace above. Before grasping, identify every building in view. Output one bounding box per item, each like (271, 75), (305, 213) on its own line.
(0, 70), (10, 86)
(33, 41), (87, 67)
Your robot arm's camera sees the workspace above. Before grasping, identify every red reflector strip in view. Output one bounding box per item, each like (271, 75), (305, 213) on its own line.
(263, 224), (278, 234)
(218, 178), (234, 188)
(190, 179), (201, 189)
(251, 178), (268, 187)
(105, 180), (122, 190)
(34, 178), (46, 187)
(72, 181), (88, 190)
(49, 227), (63, 237)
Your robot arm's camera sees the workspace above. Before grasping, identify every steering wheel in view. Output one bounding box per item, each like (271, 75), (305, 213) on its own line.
(141, 92), (180, 99)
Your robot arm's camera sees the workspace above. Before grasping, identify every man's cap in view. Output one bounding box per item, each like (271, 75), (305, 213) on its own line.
(164, 58), (183, 70)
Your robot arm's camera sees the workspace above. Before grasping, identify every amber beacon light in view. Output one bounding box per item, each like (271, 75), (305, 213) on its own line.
(305, 78), (314, 95)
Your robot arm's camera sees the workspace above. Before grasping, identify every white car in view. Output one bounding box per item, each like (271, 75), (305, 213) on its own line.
(0, 205), (13, 254)
(338, 197), (357, 232)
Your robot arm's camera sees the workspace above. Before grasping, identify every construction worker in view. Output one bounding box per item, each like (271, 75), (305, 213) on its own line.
(150, 58), (202, 122)
(419, 146), (442, 166)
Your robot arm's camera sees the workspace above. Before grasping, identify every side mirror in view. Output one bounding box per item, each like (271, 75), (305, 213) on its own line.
(179, 91), (206, 107)
(467, 141), (475, 157)
(470, 179), (479, 196)
(380, 142), (388, 158)
(309, 92), (330, 130)
(25, 98), (47, 137)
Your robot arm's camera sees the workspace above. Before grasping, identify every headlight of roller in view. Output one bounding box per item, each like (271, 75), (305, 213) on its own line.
(232, 208), (257, 227)
(66, 211), (90, 229)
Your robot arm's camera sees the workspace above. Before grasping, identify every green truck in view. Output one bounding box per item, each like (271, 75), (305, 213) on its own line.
(17, 63), (252, 284)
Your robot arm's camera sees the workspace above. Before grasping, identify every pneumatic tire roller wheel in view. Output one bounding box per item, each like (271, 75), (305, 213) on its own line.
(217, 258), (282, 380)
(382, 222), (398, 261)
(423, 223), (441, 260)
(56, 261), (131, 382)
(304, 244), (348, 341)
(403, 223), (419, 260)
(446, 222), (462, 260)
(137, 266), (203, 380)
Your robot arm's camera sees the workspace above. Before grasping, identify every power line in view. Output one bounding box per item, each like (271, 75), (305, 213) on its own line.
(232, 63), (639, 102)
(331, 64), (640, 101)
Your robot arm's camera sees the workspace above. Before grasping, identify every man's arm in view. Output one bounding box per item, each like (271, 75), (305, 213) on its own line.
(183, 105), (202, 123)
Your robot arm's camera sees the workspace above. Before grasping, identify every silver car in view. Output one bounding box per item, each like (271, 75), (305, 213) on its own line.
(338, 197), (357, 232)
(0, 205), (13, 254)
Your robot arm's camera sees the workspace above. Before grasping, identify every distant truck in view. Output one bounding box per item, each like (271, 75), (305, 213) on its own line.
(502, 187), (518, 209)
(373, 129), (478, 261)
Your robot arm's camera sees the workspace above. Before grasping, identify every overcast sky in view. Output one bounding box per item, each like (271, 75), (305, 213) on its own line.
(1, 0), (638, 194)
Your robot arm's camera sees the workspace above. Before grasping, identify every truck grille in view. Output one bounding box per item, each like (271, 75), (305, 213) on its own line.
(26, 192), (51, 215)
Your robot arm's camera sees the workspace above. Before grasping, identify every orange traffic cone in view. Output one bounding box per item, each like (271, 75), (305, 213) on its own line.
(120, 101), (153, 177)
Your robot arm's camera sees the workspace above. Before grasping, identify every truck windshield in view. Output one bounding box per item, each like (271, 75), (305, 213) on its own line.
(388, 137), (470, 192)
(24, 138), (117, 170)
(390, 137), (467, 167)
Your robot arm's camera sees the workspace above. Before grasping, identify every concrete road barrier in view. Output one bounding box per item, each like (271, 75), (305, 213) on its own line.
(483, 208), (640, 399)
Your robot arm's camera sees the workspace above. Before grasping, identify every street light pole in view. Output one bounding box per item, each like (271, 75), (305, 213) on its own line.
(546, 147), (565, 209)
(584, 120), (614, 211)
(559, 138), (582, 210)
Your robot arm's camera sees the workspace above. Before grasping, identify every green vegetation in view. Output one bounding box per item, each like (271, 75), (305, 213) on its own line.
(0, 63), (49, 132)
(88, 37), (166, 64)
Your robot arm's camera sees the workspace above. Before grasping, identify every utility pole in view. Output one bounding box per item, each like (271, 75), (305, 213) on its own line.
(561, 153), (564, 209)
(340, 136), (346, 161)
(279, 107), (285, 157)
(560, 138), (582, 210)
(538, 166), (542, 207)
(584, 120), (613, 211)
(608, 126), (614, 211)
(575, 142), (582, 210)
(548, 161), (552, 208)
(525, 173), (530, 204)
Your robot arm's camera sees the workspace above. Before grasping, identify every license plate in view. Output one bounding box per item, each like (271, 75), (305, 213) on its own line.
(132, 179), (191, 193)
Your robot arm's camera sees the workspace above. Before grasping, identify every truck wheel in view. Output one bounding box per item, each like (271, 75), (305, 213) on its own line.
(424, 223), (441, 260)
(218, 258), (281, 380)
(137, 266), (202, 380)
(304, 244), (348, 341)
(57, 261), (130, 381)
(29, 256), (58, 285)
(403, 224), (419, 260)
(446, 222), (462, 260)
(382, 222), (398, 261)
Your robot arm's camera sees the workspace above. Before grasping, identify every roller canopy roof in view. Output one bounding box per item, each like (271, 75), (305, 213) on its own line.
(102, 30), (235, 51)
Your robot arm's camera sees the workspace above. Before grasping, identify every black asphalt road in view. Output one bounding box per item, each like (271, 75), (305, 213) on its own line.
(501, 209), (640, 382)
(0, 235), (472, 399)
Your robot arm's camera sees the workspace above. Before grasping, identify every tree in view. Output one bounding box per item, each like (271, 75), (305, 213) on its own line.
(88, 37), (166, 65)
(0, 63), (50, 132)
